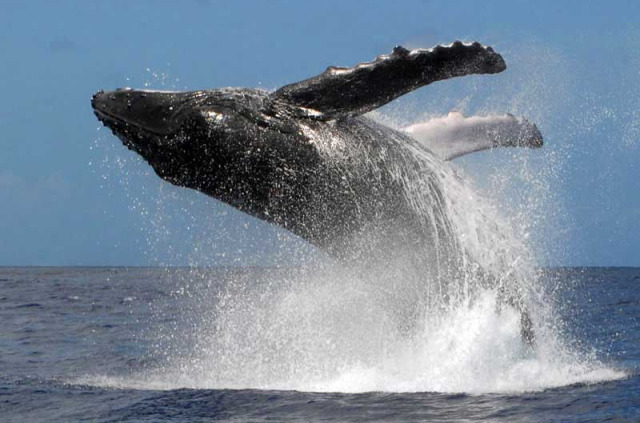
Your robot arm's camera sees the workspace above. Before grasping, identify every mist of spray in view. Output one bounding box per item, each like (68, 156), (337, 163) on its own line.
(87, 45), (627, 394)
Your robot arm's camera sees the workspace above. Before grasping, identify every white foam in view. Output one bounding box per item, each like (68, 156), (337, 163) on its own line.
(79, 278), (625, 394)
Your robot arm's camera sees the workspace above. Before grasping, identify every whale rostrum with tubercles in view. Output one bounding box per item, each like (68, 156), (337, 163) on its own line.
(92, 41), (541, 342)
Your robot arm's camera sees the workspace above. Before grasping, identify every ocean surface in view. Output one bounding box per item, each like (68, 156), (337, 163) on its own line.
(1, 266), (638, 422)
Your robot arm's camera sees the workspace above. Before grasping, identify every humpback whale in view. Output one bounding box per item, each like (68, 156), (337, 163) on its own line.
(92, 41), (541, 341)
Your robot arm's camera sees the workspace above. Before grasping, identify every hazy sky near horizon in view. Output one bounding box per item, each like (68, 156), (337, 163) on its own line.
(1, 0), (639, 266)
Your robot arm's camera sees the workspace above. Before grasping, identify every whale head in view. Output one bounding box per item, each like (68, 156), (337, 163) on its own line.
(91, 87), (271, 152)
(91, 87), (315, 217)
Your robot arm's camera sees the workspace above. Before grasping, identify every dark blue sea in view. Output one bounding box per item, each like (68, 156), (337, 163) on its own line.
(1, 267), (638, 422)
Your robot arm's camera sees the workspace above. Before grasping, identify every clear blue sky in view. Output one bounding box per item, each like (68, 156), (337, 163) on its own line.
(1, 0), (638, 267)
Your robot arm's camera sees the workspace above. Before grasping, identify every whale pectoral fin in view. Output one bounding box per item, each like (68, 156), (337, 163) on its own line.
(404, 112), (543, 160)
(271, 41), (506, 120)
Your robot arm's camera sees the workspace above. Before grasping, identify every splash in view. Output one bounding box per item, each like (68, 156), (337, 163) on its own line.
(87, 49), (626, 394)
(85, 264), (624, 394)
(86, 155), (625, 393)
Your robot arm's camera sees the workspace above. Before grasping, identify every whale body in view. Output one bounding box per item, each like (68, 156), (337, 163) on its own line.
(92, 41), (541, 341)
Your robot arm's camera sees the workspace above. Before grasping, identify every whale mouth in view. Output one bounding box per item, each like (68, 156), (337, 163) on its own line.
(92, 103), (168, 139)
(91, 88), (199, 136)
(92, 98), (134, 132)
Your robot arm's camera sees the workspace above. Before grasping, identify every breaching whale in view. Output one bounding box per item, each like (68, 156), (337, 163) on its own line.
(92, 41), (541, 342)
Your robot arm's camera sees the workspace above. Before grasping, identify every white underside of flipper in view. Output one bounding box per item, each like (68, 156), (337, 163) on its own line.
(404, 112), (543, 161)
